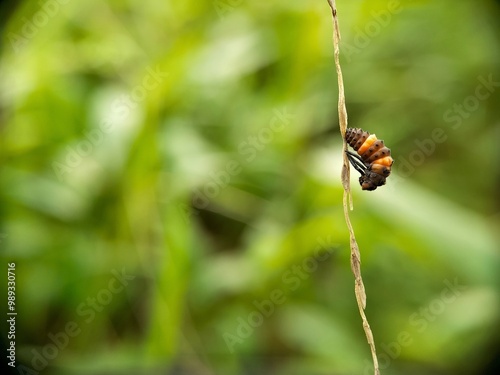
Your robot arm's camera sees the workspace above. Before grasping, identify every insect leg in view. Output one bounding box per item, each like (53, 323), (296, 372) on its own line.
(346, 151), (367, 176)
(346, 150), (366, 165)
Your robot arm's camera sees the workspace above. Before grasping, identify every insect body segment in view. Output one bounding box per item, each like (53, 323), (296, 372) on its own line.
(345, 128), (394, 191)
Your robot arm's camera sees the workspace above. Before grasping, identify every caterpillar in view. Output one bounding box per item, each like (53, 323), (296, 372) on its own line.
(345, 128), (394, 191)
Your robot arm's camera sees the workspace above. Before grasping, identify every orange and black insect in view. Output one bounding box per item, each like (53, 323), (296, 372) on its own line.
(345, 128), (394, 191)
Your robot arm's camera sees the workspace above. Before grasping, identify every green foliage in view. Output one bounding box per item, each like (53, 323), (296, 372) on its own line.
(0, 1), (499, 374)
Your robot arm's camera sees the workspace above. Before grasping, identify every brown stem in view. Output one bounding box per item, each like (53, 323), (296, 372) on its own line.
(325, 1), (380, 374)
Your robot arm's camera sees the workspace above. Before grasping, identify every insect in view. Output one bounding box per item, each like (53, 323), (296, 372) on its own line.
(345, 128), (394, 191)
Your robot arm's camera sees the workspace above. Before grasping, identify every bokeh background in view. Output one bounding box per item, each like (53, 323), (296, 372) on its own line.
(1, 0), (499, 374)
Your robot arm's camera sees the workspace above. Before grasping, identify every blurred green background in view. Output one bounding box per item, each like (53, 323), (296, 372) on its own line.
(1, 0), (499, 374)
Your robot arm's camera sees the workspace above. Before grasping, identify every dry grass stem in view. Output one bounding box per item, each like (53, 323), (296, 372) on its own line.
(325, 1), (380, 374)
